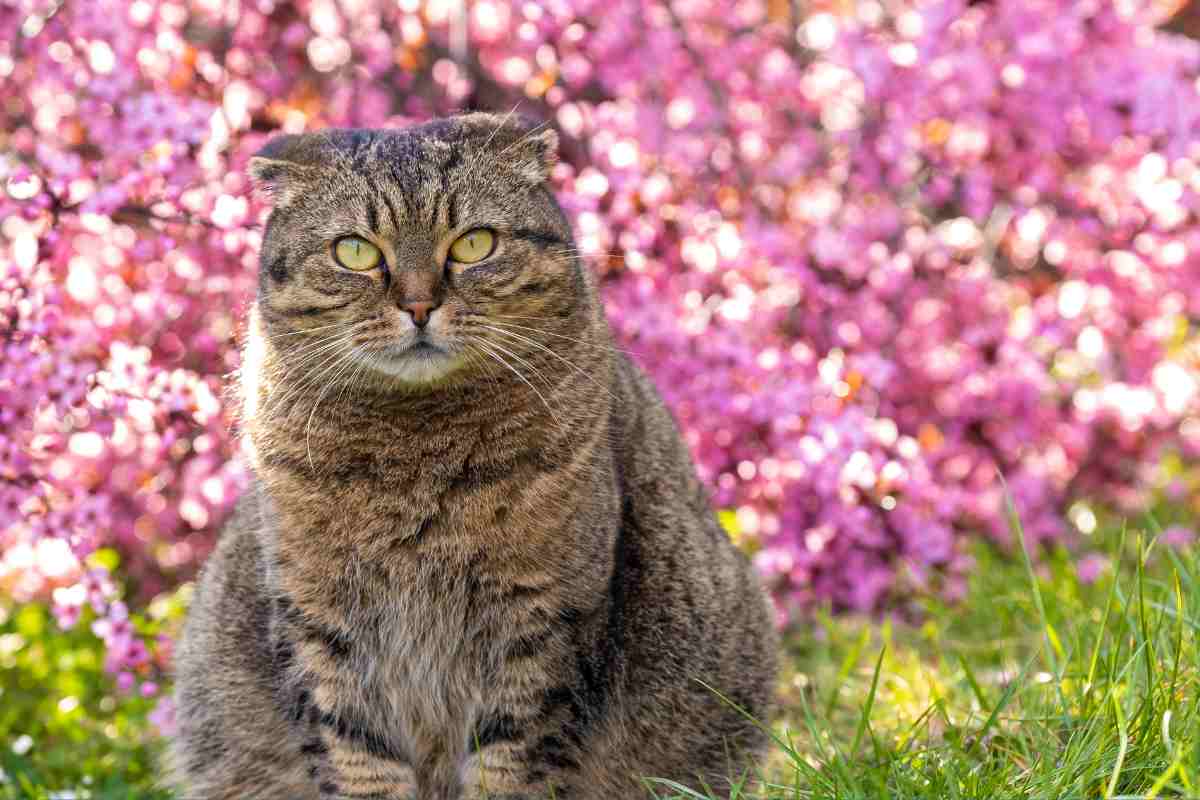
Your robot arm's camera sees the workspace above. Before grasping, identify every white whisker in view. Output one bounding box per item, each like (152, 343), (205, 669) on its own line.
(482, 104), (521, 151)
(478, 324), (620, 405)
(258, 319), (376, 417)
(305, 350), (362, 471)
(262, 320), (358, 342)
(475, 336), (555, 391)
(497, 120), (551, 158)
(472, 338), (563, 430)
(260, 344), (349, 414)
(484, 318), (634, 356)
(264, 339), (359, 418)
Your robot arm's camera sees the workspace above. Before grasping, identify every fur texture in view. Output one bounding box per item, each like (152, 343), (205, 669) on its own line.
(172, 113), (778, 800)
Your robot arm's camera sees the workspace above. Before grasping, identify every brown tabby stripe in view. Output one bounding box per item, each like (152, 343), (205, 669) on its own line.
(171, 113), (777, 800)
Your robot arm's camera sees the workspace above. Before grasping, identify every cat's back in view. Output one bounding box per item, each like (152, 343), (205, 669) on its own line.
(178, 487), (271, 656)
(595, 356), (779, 764)
(171, 488), (319, 798)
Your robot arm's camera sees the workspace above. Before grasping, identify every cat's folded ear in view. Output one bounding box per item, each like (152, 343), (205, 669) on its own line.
(247, 133), (326, 208)
(507, 123), (558, 185)
(460, 113), (559, 185)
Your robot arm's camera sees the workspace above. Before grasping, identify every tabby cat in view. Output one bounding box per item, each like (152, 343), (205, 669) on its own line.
(171, 113), (778, 800)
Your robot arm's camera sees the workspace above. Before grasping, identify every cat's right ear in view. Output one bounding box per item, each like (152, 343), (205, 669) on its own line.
(247, 134), (322, 208)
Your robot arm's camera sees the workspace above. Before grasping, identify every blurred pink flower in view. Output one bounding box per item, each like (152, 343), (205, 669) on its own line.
(2, 0), (1199, 695)
(148, 695), (178, 737)
(1161, 525), (1196, 548)
(1076, 554), (1110, 584)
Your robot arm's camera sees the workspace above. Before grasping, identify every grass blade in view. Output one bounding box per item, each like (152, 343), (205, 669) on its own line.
(1105, 691), (1129, 800)
(850, 646), (886, 759)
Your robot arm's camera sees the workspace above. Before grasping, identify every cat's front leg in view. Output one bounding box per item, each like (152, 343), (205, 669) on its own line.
(462, 738), (579, 800)
(276, 600), (418, 800)
(306, 693), (419, 800)
(461, 701), (591, 800)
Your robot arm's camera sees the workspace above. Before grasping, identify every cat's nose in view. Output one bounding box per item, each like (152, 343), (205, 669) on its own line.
(399, 299), (438, 328)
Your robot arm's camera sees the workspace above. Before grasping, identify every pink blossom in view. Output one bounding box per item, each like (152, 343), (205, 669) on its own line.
(1, 0), (1199, 698)
(1161, 525), (1196, 548)
(1076, 554), (1110, 584)
(148, 694), (178, 736)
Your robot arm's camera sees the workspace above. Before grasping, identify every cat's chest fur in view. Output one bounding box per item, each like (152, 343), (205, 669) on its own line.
(272, 535), (506, 768)
(359, 558), (494, 755)
(257, 407), (589, 766)
(262, 463), (525, 761)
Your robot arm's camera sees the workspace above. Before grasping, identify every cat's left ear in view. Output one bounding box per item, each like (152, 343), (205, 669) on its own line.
(247, 133), (325, 208)
(460, 113), (559, 185)
(507, 127), (559, 185)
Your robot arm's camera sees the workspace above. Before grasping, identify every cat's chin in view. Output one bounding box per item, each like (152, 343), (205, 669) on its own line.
(368, 342), (463, 385)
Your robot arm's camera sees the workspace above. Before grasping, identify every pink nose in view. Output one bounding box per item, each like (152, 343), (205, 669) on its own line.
(400, 300), (437, 327)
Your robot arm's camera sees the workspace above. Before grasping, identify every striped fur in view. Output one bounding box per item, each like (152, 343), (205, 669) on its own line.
(171, 114), (778, 800)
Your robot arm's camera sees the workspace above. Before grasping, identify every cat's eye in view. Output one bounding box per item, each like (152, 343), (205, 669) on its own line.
(333, 236), (382, 271)
(448, 229), (495, 265)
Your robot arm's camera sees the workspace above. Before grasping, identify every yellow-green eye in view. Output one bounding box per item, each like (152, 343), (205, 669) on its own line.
(448, 229), (495, 264)
(333, 236), (382, 271)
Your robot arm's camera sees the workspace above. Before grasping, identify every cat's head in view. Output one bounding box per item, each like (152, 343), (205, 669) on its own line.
(248, 114), (586, 388)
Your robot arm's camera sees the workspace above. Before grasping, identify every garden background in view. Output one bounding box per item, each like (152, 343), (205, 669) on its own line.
(2, 0), (1200, 796)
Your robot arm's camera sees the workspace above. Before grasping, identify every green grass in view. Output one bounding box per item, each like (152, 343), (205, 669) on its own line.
(2, 519), (1197, 799)
(652, 519), (1200, 799)
(0, 603), (171, 799)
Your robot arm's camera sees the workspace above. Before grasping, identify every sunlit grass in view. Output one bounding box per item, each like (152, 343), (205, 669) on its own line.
(0, 602), (171, 799)
(653, 517), (1200, 799)
(2, 516), (1197, 799)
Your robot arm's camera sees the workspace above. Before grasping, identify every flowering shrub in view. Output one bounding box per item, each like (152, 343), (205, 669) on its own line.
(3, 0), (1200, 704)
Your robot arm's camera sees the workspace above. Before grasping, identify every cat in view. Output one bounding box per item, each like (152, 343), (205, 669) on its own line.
(171, 113), (778, 800)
